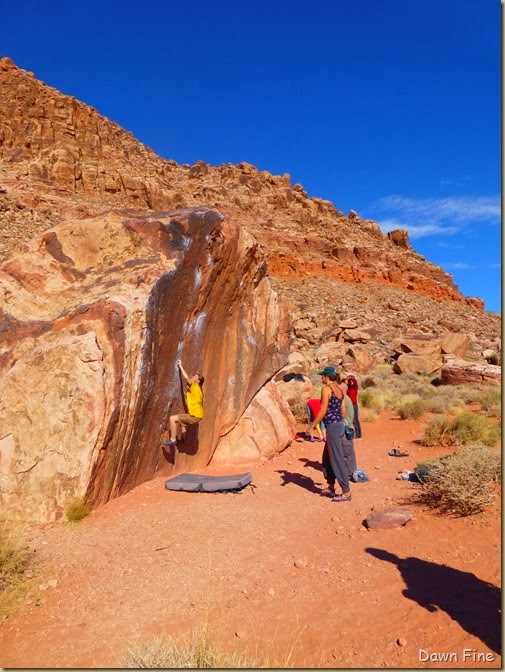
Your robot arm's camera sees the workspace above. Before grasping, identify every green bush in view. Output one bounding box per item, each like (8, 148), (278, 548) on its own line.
(359, 390), (384, 411)
(397, 398), (426, 420)
(421, 412), (501, 447)
(448, 412), (501, 447)
(65, 499), (90, 523)
(417, 445), (501, 516)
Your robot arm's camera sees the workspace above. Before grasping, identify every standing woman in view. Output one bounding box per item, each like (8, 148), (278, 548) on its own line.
(345, 374), (362, 439)
(308, 366), (351, 503)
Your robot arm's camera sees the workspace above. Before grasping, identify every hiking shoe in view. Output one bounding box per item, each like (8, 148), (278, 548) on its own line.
(332, 493), (352, 503)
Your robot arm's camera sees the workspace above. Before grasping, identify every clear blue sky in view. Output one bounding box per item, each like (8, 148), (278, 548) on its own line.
(2, 0), (501, 311)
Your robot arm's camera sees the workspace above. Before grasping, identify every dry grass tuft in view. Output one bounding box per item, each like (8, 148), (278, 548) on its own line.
(65, 498), (90, 523)
(121, 623), (258, 668)
(0, 520), (30, 618)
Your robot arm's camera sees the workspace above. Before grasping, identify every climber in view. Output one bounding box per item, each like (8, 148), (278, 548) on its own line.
(163, 360), (204, 446)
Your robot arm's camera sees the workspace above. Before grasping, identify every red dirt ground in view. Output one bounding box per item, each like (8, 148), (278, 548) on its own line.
(0, 411), (501, 669)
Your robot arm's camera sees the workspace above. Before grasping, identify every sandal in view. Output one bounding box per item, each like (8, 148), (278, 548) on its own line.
(389, 448), (409, 457)
(332, 493), (352, 503)
(320, 488), (335, 497)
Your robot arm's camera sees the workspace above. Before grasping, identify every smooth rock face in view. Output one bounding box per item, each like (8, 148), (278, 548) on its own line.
(211, 381), (296, 465)
(0, 207), (290, 521)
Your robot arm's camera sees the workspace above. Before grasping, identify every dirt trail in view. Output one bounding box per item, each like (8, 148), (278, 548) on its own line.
(0, 411), (501, 669)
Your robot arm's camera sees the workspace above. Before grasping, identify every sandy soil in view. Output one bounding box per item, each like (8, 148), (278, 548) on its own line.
(0, 411), (501, 669)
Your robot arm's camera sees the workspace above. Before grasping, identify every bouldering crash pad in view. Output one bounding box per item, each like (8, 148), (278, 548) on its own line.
(165, 472), (253, 493)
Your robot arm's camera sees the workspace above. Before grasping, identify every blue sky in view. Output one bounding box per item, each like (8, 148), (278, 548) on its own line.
(2, 0), (501, 311)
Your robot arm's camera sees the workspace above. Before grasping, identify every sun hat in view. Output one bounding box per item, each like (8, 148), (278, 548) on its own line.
(317, 365), (337, 377)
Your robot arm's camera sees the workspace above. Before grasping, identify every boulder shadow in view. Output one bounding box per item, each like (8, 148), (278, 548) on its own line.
(365, 547), (502, 655)
(275, 469), (322, 494)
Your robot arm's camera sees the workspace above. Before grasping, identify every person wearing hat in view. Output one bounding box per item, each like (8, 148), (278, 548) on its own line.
(343, 373), (362, 439)
(308, 365), (351, 502)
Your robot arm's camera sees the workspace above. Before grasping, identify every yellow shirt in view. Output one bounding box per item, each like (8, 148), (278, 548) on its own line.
(186, 383), (204, 418)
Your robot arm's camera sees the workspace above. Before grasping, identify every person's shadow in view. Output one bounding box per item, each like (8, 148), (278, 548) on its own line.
(366, 547), (502, 655)
(275, 469), (322, 494)
(299, 457), (323, 472)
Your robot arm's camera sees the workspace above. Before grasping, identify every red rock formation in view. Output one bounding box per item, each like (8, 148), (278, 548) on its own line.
(0, 56), (484, 311)
(0, 207), (291, 520)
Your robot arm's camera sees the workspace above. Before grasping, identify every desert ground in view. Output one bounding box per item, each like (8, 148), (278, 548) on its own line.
(0, 410), (501, 669)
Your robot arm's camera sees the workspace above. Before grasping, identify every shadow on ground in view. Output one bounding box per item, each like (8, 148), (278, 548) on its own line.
(366, 547), (502, 655)
(275, 469), (322, 494)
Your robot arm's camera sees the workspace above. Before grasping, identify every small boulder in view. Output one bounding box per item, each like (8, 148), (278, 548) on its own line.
(366, 508), (413, 530)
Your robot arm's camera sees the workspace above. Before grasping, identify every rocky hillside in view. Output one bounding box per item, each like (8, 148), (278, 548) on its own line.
(0, 56), (500, 365)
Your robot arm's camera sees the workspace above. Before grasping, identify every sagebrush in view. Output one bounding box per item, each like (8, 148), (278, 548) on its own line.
(417, 445), (501, 516)
(422, 412), (501, 447)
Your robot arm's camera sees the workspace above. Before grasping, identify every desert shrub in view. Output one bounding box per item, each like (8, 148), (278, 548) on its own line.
(417, 445), (501, 516)
(121, 624), (258, 668)
(290, 402), (308, 423)
(360, 407), (379, 423)
(0, 521), (30, 619)
(0, 523), (28, 591)
(397, 398), (426, 420)
(359, 389), (385, 411)
(65, 499), (90, 523)
(421, 415), (448, 446)
(421, 412), (500, 447)
(424, 395), (453, 414)
(361, 377), (376, 389)
(447, 412), (501, 447)
(456, 385), (485, 404)
(480, 388), (502, 420)
(480, 388), (501, 408)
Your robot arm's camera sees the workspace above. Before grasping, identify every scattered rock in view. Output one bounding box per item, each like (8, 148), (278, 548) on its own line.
(366, 508), (413, 530)
(294, 559), (308, 569)
(397, 638), (408, 647)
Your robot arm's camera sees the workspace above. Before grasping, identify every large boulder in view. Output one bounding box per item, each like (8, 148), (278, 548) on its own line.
(392, 335), (442, 359)
(441, 357), (501, 387)
(393, 353), (442, 375)
(273, 350), (311, 380)
(211, 381), (296, 465)
(0, 207), (290, 521)
(441, 333), (471, 358)
(341, 344), (376, 373)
